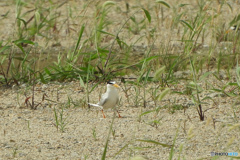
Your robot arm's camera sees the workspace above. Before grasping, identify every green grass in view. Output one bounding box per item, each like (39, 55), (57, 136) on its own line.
(1, 0), (240, 159)
(53, 106), (68, 132)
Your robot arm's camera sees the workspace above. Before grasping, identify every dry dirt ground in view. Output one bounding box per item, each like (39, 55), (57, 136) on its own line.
(0, 79), (240, 160)
(1, 0), (240, 160)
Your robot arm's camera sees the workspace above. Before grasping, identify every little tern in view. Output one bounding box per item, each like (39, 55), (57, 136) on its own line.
(226, 25), (240, 33)
(88, 81), (121, 118)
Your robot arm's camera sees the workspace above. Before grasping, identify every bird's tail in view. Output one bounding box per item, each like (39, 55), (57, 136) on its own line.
(88, 103), (103, 109)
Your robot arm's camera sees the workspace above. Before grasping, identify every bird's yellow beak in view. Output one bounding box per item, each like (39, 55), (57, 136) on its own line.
(113, 84), (120, 88)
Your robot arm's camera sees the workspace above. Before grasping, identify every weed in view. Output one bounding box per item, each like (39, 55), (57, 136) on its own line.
(27, 119), (30, 132)
(53, 106), (68, 132)
(12, 147), (18, 158)
(92, 127), (97, 141)
(169, 104), (185, 114)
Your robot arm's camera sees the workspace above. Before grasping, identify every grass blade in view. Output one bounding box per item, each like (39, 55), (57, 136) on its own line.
(156, 0), (171, 8)
(97, 30), (115, 36)
(136, 139), (172, 148)
(142, 8), (151, 23)
(74, 24), (85, 54)
(180, 20), (193, 31)
(0, 46), (11, 53)
(169, 122), (180, 160)
(114, 143), (129, 158)
(102, 111), (115, 160)
(139, 110), (155, 117)
(158, 88), (171, 101)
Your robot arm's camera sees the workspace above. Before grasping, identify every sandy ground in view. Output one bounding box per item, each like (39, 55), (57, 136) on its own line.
(0, 79), (240, 160)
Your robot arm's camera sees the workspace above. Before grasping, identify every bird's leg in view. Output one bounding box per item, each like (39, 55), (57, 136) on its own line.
(101, 110), (106, 118)
(117, 110), (122, 118)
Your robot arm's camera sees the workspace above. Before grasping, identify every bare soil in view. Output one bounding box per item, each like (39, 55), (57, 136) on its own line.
(0, 78), (240, 160)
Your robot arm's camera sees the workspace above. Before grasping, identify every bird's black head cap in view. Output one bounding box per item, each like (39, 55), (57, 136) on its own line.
(107, 81), (115, 85)
(231, 25), (240, 31)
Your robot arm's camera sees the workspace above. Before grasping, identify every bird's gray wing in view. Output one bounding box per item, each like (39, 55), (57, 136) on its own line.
(98, 93), (108, 106)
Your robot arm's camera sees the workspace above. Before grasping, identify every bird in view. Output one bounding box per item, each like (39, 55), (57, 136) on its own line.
(226, 25), (240, 42)
(226, 25), (240, 33)
(88, 81), (121, 118)
(230, 25), (240, 31)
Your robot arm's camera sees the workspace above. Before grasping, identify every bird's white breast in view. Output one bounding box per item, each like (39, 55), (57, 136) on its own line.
(102, 87), (119, 109)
